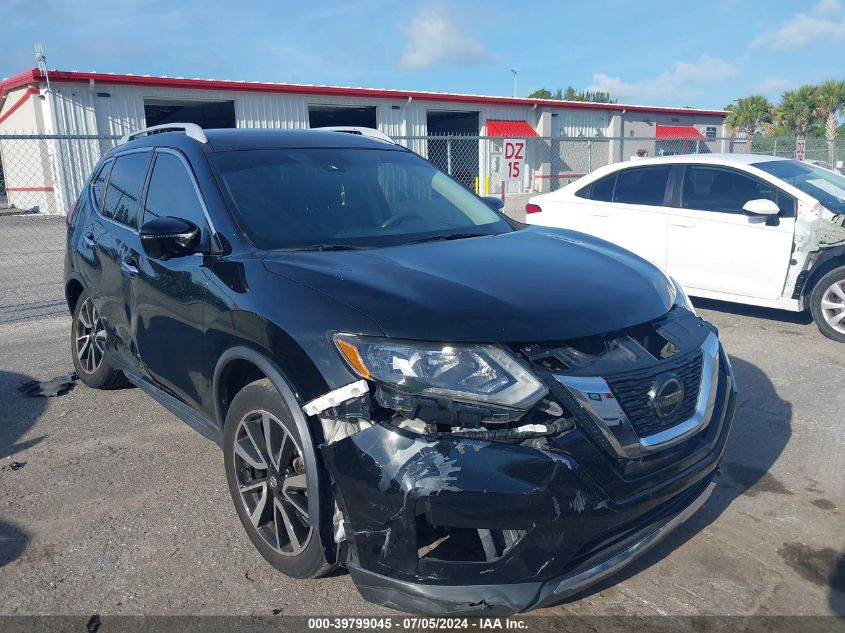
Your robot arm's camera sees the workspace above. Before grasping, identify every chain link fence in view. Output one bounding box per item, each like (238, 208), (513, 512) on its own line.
(0, 134), (119, 322)
(1, 131), (843, 323)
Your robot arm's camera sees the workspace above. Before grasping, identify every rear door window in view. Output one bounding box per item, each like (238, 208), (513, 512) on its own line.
(612, 166), (671, 206)
(101, 152), (151, 228)
(681, 165), (793, 215)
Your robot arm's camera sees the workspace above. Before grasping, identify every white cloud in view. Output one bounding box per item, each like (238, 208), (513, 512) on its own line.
(750, 0), (845, 50)
(587, 55), (736, 105)
(400, 5), (488, 69)
(757, 77), (793, 96)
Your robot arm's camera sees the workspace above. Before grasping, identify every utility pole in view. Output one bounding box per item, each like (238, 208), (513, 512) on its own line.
(511, 68), (517, 97)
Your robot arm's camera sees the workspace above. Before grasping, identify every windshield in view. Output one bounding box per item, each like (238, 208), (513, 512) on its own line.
(752, 159), (845, 213)
(211, 147), (511, 249)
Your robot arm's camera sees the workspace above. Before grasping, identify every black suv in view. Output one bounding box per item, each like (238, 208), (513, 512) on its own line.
(64, 124), (737, 615)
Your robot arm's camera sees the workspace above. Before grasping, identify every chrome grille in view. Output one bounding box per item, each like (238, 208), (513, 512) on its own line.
(605, 351), (703, 438)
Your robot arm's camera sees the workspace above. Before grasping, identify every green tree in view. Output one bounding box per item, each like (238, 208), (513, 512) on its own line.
(724, 95), (773, 140)
(528, 88), (553, 99)
(777, 85), (819, 139)
(815, 80), (845, 161)
(529, 86), (615, 103)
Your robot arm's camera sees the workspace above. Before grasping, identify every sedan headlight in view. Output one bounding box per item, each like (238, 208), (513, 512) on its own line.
(670, 276), (697, 315)
(334, 334), (548, 409)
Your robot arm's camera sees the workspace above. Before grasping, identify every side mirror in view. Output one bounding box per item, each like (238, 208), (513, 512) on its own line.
(481, 195), (505, 211)
(742, 198), (780, 216)
(140, 216), (201, 260)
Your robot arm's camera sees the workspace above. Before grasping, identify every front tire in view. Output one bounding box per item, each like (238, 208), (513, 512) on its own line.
(810, 266), (845, 343)
(70, 291), (129, 389)
(223, 379), (333, 579)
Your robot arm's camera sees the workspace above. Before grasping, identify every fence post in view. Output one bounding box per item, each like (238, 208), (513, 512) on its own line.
(587, 139), (593, 172)
(695, 139), (700, 154)
(447, 137), (452, 175)
(773, 137), (778, 157)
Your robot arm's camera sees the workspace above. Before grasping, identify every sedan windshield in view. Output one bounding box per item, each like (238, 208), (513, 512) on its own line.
(211, 147), (511, 249)
(752, 159), (845, 213)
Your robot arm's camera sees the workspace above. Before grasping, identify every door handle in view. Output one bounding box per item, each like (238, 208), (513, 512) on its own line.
(590, 212), (610, 218)
(121, 256), (139, 278)
(669, 222), (695, 228)
(83, 230), (95, 247)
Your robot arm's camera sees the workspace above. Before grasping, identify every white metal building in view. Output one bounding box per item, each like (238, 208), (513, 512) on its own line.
(0, 67), (727, 213)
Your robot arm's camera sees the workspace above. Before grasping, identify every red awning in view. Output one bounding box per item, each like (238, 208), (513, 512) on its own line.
(655, 124), (705, 140)
(486, 119), (538, 137)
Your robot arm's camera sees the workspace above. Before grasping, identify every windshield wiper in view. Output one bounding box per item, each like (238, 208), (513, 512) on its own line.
(290, 244), (366, 252)
(410, 233), (487, 244)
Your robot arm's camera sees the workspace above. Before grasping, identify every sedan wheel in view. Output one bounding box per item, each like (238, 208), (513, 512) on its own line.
(819, 279), (845, 335)
(810, 267), (845, 343)
(232, 409), (312, 556)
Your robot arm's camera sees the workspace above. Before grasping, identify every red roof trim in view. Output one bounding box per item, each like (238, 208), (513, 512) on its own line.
(655, 124), (706, 139)
(0, 87), (39, 125)
(0, 68), (728, 118)
(486, 120), (538, 137)
(0, 69), (40, 101)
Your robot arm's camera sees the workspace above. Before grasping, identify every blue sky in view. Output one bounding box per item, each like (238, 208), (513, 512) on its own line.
(2, 0), (844, 110)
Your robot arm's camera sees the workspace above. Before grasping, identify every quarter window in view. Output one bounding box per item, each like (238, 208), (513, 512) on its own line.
(91, 159), (113, 211)
(681, 165), (792, 215)
(581, 173), (616, 202)
(143, 153), (207, 230)
(612, 166), (671, 206)
(102, 153), (150, 228)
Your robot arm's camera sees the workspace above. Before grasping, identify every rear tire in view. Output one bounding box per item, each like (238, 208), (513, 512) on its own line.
(223, 379), (333, 579)
(70, 291), (129, 389)
(810, 266), (845, 343)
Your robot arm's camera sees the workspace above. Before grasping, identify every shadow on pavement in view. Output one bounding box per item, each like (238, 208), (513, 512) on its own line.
(563, 353), (792, 602)
(0, 369), (49, 568)
(693, 297), (814, 326)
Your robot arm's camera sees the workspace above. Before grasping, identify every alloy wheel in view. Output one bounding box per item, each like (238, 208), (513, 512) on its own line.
(820, 280), (845, 335)
(232, 410), (312, 556)
(75, 297), (106, 374)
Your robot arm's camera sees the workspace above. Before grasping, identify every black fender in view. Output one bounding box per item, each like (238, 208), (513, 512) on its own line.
(64, 272), (86, 313)
(212, 346), (326, 546)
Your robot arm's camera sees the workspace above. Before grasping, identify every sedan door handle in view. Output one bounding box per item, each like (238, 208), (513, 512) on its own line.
(669, 222), (696, 228)
(590, 212), (611, 218)
(83, 231), (95, 247)
(121, 256), (139, 278)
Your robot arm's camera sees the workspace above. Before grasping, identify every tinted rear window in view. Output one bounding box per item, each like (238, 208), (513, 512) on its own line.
(612, 166), (670, 206)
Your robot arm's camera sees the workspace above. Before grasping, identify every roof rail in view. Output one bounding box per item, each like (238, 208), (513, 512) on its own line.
(319, 126), (396, 145)
(119, 122), (208, 145)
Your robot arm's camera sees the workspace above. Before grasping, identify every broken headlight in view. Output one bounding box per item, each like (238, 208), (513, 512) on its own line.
(334, 334), (547, 409)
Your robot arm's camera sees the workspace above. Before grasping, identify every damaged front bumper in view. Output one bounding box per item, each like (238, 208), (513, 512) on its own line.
(319, 342), (736, 615)
(346, 478), (715, 615)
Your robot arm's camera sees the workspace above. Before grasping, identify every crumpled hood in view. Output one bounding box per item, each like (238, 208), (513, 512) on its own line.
(262, 226), (673, 343)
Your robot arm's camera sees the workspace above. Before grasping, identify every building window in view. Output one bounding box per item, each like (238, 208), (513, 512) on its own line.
(308, 105), (377, 129)
(143, 99), (236, 129)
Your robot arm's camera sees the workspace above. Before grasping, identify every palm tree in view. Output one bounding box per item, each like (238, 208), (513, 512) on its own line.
(815, 79), (845, 163)
(725, 95), (773, 148)
(777, 85), (819, 140)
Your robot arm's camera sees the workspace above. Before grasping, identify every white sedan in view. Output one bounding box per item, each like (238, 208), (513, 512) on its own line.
(525, 153), (845, 342)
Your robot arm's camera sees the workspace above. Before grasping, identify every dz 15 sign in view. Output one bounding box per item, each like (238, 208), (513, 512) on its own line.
(500, 138), (526, 181)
